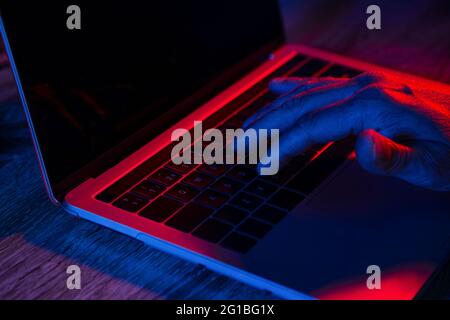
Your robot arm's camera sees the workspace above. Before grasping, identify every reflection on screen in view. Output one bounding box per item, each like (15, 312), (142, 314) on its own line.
(0, 0), (283, 190)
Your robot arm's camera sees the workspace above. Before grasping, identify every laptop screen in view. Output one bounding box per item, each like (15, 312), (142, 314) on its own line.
(0, 1), (283, 197)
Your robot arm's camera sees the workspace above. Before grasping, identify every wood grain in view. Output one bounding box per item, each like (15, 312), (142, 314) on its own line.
(0, 0), (449, 299)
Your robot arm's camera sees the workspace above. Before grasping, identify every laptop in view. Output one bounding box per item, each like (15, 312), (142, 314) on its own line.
(1, 1), (450, 299)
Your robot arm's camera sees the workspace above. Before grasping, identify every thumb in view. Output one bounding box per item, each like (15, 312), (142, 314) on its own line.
(355, 129), (415, 178)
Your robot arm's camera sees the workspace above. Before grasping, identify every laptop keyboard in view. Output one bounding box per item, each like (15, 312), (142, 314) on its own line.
(96, 54), (360, 253)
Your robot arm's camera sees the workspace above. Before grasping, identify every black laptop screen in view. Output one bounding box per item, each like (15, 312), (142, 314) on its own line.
(0, 1), (283, 196)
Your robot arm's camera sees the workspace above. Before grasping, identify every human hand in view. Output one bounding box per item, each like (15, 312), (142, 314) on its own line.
(244, 73), (450, 191)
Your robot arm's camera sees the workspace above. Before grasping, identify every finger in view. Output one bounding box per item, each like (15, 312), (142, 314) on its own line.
(247, 80), (362, 133)
(243, 77), (343, 128)
(269, 77), (342, 94)
(261, 95), (391, 168)
(260, 96), (438, 189)
(356, 129), (415, 175)
(356, 129), (450, 190)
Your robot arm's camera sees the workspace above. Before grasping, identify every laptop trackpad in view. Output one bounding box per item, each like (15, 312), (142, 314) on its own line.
(245, 161), (450, 299)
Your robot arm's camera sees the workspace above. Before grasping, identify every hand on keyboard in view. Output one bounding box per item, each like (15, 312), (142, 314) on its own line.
(96, 58), (360, 253)
(244, 72), (450, 191)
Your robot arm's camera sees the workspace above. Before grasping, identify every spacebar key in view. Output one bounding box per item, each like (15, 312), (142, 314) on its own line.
(165, 203), (213, 233)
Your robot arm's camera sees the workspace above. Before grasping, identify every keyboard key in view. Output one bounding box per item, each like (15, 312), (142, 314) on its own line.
(197, 163), (228, 177)
(138, 196), (183, 222)
(238, 218), (272, 238)
(322, 65), (362, 78)
(195, 190), (229, 208)
(221, 232), (257, 254)
(95, 150), (170, 203)
(291, 59), (327, 77)
(211, 177), (244, 196)
(243, 162), (258, 171)
(289, 153), (312, 168)
(165, 203), (213, 232)
(95, 172), (144, 203)
(215, 205), (248, 225)
(96, 189), (120, 203)
(166, 184), (199, 202)
(223, 116), (243, 128)
(131, 180), (165, 200)
(268, 189), (305, 211)
(234, 95), (272, 121)
(237, 102), (265, 120)
(226, 166), (257, 183)
(253, 205), (287, 224)
(149, 168), (181, 186)
(183, 172), (214, 189)
(192, 219), (233, 243)
(113, 193), (148, 213)
(165, 161), (196, 174)
(205, 55), (305, 138)
(230, 192), (263, 211)
(245, 179), (277, 198)
(257, 91), (279, 104)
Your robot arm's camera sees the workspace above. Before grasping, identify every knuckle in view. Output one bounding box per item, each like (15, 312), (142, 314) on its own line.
(401, 84), (413, 95)
(304, 112), (320, 142)
(304, 111), (318, 124)
(360, 84), (389, 99)
(354, 72), (385, 86)
(297, 112), (318, 139)
(283, 94), (304, 111)
(302, 82), (321, 91)
(296, 112), (313, 129)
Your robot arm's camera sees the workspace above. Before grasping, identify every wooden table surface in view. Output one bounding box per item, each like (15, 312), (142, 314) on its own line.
(0, 0), (449, 299)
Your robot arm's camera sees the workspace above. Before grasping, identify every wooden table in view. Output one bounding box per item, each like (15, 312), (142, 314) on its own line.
(0, 0), (449, 299)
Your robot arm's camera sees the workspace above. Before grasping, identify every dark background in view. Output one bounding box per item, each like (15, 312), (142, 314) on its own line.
(0, 0), (283, 191)
(282, 0), (450, 83)
(0, 0), (449, 299)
